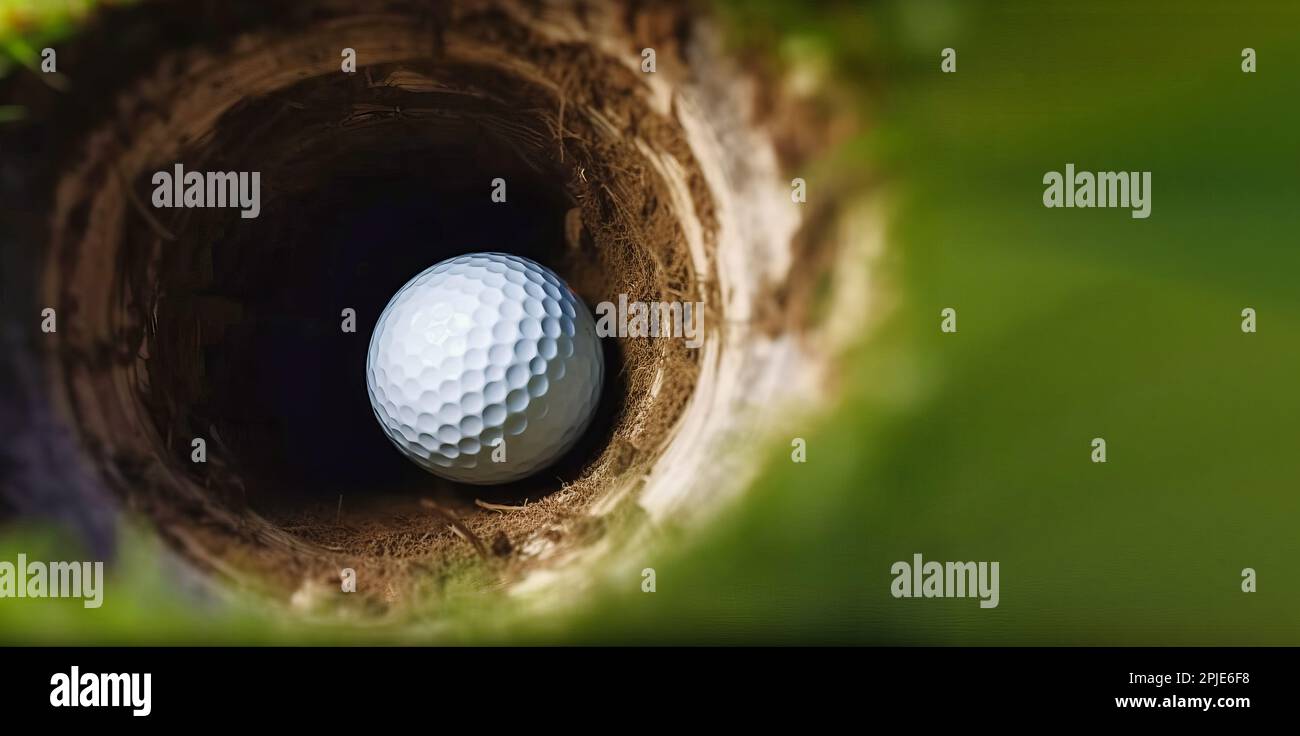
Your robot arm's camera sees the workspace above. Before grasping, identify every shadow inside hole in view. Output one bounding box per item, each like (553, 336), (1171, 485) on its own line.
(183, 137), (627, 513)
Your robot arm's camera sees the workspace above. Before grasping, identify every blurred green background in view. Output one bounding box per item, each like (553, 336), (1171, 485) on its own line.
(2, 0), (1298, 644)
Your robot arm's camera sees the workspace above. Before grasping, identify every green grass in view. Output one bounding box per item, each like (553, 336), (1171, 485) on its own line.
(546, 0), (1300, 645)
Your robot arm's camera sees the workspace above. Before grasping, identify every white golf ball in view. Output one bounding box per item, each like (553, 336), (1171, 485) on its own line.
(366, 252), (604, 484)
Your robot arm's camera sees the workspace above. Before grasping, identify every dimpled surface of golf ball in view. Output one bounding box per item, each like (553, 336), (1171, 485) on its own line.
(366, 252), (604, 484)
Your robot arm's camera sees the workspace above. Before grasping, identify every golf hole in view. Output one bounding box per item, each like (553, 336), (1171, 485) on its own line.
(20, 0), (841, 616)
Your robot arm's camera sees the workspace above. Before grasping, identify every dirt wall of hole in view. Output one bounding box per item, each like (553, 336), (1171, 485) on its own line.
(5, 0), (847, 617)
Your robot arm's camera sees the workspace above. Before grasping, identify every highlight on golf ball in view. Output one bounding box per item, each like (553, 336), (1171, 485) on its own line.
(365, 252), (604, 484)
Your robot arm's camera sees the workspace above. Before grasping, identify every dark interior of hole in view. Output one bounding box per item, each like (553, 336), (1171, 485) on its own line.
(152, 110), (627, 514)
